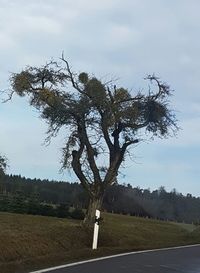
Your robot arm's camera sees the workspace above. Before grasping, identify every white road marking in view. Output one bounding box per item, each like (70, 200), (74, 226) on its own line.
(30, 244), (200, 273)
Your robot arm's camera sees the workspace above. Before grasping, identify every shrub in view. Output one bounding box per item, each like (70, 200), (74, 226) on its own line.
(56, 204), (70, 218)
(70, 208), (85, 220)
(39, 204), (56, 217)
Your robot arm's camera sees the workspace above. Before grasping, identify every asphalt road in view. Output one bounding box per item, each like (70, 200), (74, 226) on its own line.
(33, 245), (200, 273)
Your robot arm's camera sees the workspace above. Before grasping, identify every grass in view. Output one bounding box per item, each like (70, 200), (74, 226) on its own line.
(0, 212), (199, 273)
(172, 221), (197, 232)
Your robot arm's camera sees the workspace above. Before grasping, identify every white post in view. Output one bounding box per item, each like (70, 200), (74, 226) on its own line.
(92, 209), (100, 250)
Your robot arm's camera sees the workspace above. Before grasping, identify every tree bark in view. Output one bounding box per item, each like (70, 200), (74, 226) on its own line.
(83, 194), (104, 225)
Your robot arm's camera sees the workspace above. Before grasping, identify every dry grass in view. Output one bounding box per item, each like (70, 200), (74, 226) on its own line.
(1, 212), (199, 273)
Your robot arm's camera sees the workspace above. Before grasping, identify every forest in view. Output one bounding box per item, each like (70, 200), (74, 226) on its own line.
(0, 173), (199, 224)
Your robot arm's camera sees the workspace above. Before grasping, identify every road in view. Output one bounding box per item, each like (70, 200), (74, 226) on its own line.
(32, 245), (200, 273)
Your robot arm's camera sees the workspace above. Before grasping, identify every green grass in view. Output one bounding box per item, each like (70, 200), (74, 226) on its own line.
(0, 212), (199, 273)
(172, 221), (197, 232)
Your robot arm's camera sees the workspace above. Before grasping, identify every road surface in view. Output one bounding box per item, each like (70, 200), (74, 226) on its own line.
(32, 245), (200, 273)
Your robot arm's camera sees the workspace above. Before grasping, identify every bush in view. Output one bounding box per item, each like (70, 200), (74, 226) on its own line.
(193, 220), (200, 226)
(56, 204), (70, 218)
(9, 192), (27, 214)
(39, 204), (56, 217)
(0, 194), (10, 212)
(70, 208), (85, 220)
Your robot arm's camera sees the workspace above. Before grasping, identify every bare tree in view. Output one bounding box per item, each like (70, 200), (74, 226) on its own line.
(10, 57), (178, 224)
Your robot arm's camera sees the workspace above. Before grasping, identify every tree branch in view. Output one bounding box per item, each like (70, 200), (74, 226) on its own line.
(145, 74), (171, 100)
(60, 54), (86, 95)
(100, 113), (113, 151)
(78, 121), (102, 185)
(122, 139), (139, 152)
(71, 143), (92, 196)
(113, 94), (144, 105)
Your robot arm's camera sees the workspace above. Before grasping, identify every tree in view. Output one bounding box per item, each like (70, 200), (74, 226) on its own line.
(9, 56), (178, 224)
(0, 155), (7, 176)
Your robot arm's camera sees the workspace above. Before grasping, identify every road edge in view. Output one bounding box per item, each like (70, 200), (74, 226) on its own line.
(30, 244), (200, 273)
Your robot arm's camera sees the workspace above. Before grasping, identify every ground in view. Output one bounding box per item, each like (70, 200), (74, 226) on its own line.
(0, 212), (199, 273)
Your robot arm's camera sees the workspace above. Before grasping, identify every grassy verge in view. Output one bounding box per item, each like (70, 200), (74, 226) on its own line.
(0, 212), (199, 273)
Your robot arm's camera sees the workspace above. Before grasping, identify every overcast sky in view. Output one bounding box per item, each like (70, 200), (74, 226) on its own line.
(0, 0), (200, 196)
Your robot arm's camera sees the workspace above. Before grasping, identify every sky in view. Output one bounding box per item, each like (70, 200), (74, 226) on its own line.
(0, 0), (200, 196)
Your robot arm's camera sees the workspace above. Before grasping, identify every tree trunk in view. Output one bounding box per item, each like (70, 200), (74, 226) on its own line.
(83, 194), (103, 225)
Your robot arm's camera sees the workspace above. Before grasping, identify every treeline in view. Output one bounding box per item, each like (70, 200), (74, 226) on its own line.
(0, 191), (85, 220)
(0, 174), (200, 224)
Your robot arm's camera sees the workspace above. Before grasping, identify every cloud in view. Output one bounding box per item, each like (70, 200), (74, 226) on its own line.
(0, 0), (200, 195)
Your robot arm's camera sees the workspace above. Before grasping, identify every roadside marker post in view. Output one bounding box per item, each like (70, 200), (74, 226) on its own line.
(92, 209), (100, 250)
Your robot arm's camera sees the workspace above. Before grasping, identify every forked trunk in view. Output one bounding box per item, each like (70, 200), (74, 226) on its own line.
(83, 195), (103, 225)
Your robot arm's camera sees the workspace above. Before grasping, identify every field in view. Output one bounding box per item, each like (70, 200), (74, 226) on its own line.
(0, 212), (200, 273)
